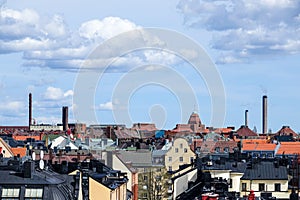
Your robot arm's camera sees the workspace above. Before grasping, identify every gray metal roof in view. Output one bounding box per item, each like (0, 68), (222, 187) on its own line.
(241, 161), (288, 180)
(117, 150), (153, 167)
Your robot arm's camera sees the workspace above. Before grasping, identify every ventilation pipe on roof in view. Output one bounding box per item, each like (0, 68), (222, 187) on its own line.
(62, 106), (68, 132)
(29, 93), (32, 129)
(245, 110), (249, 127)
(262, 95), (267, 134)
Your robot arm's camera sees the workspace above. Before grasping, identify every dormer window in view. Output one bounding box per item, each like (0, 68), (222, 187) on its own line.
(224, 147), (229, 153)
(215, 147), (220, 153)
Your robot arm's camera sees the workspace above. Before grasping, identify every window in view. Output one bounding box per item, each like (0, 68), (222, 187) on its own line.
(25, 188), (43, 199)
(180, 143), (183, 149)
(215, 147), (220, 153)
(168, 157), (172, 162)
(267, 153), (273, 158)
(184, 148), (188, 153)
(224, 147), (229, 153)
(190, 157), (194, 163)
(168, 166), (172, 171)
(242, 183), (247, 191)
(175, 148), (178, 153)
(143, 175), (148, 181)
(143, 193), (148, 198)
(179, 157), (183, 162)
(259, 183), (265, 191)
(275, 183), (281, 192)
(1, 188), (20, 199)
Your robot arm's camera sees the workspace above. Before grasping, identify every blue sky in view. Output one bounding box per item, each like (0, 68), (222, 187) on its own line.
(1, 0), (300, 133)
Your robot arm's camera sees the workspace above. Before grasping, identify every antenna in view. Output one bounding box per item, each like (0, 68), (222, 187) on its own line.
(32, 151), (36, 161)
(40, 150), (44, 160)
(39, 150), (45, 170)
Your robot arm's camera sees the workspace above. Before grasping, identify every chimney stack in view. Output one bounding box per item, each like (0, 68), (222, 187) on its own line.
(29, 93), (32, 129)
(62, 106), (68, 131)
(245, 110), (248, 127)
(262, 95), (267, 134)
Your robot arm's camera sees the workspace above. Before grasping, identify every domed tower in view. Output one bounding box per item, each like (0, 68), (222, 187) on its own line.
(188, 111), (205, 132)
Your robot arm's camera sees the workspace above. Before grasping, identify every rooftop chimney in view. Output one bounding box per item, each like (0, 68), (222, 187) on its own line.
(262, 95), (267, 134)
(62, 106), (68, 132)
(245, 110), (249, 127)
(29, 93), (32, 129)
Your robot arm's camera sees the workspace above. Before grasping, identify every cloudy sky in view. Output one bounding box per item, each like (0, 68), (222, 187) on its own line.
(1, 0), (300, 132)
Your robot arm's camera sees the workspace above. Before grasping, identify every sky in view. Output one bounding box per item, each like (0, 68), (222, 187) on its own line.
(1, 0), (300, 133)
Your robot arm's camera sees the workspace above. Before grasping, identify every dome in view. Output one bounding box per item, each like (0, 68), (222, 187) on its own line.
(188, 112), (201, 125)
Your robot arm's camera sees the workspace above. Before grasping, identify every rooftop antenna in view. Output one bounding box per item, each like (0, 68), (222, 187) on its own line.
(193, 104), (198, 113)
(32, 151), (36, 161)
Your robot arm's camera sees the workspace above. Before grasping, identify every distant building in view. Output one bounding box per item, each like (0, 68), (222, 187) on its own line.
(0, 158), (74, 200)
(240, 160), (289, 199)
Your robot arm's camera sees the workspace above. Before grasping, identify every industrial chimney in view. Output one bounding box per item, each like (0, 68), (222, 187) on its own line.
(29, 93), (32, 129)
(262, 95), (267, 134)
(245, 110), (248, 127)
(62, 106), (68, 132)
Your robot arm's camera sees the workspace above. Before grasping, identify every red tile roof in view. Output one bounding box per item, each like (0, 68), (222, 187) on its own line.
(276, 126), (297, 137)
(114, 129), (140, 139)
(190, 139), (238, 153)
(236, 126), (258, 137)
(11, 147), (27, 157)
(276, 142), (300, 155)
(242, 143), (276, 151)
(172, 124), (193, 132)
(132, 123), (157, 131)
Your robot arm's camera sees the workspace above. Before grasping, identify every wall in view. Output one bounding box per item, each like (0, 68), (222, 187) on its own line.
(173, 168), (197, 199)
(112, 154), (137, 199)
(0, 138), (14, 157)
(240, 179), (289, 199)
(228, 172), (244, 193)
(165, 138), (195, 171)
(89, 177), (110, 200)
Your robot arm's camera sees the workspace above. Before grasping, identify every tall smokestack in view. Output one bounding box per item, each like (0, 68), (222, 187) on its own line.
(29, 93), (32, 129)
(245, 110), (248, 127)
(62, 106), (68, 132)
(262, 95), (267, 134)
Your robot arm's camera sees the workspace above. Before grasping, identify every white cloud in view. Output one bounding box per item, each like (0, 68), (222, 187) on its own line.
(0, 7), (145, 71)
(0, 101), (24, 112)
(79, 17), (138, 41)
(144, 50), (177, 66)
(97, 101), (114, 110)
(177, 0), (300, 63)
(44, 86), (73, 100)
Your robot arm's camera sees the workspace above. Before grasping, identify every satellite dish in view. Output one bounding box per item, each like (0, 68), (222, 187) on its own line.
(32, 152), (36, 161)
(40, 150), (44, 160)
(39, 160), (45, 170)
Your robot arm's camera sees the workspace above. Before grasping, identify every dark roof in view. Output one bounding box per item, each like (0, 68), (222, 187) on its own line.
(0, 168), (66, 185)
(202, 160), (247, 173)
(241, 161), (288, 180)
(236, 126), (257, 137)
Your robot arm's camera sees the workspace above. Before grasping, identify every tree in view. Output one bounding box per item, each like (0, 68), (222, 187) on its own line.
(138, 167), (171, 200)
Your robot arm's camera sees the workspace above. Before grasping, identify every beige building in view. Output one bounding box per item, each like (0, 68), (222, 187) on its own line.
(164, 138), (196, 172)
(240, 161), (290, 198)
(0, 137), (15, 157)
(89, 177), (127, 200)
(152, 138), (196, 200)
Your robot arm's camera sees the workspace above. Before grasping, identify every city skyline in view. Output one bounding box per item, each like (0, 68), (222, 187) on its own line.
(1, 0), (300, 132)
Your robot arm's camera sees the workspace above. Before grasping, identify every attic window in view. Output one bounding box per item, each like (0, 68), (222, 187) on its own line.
(2, 188), (20, 198)
(215, 147), (220, 153)
(25, 188), (43, 198)
(224, 147), (229, 153)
